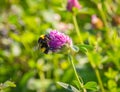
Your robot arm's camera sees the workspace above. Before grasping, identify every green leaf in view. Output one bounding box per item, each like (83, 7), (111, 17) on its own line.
(84, 81), (97, 91)
(91, 0), (101, 4)
(79, 47), (88, 53)
(104, 68), (118, 79)
(4, 81), (16, 88)
(10, 33), (20, 42)
(71, 45), (79, 52)
(73, 80), (80, 89)
(78, 8), (95, 15)
(57, 82), (80, 92)
(87, 51), (102, 67)
(108, 80), (117, 90)
(77, 44), (94, 53)
(20, 71), (36, 88)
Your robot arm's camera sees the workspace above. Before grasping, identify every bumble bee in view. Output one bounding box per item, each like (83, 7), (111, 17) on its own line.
(38, 34), (50, 54)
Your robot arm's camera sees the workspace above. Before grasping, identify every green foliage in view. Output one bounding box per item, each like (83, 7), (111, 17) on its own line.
(0, 81), (16, 91)
(84, 81), (97, 91)
(0, 0), (120, 92)
(57, 82), (79, 92)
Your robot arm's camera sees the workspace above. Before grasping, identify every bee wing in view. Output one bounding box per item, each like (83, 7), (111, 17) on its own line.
(37, 43), (47, 53)
(34, 44), (41, 51)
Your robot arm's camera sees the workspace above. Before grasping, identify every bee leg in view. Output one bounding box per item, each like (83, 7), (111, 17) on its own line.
(44, 48), (49, 54)
(38, 38), (42, 43)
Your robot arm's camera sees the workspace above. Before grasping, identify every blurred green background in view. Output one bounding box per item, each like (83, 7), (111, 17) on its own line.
(0, 0), (120, 92)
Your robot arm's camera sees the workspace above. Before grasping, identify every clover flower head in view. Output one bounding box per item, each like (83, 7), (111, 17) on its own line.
(66, 0), (81, 11)
(48, 30), (72, 51)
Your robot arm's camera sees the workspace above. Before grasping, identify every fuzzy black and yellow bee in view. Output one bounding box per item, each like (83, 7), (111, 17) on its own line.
(38, 34), (50, 54)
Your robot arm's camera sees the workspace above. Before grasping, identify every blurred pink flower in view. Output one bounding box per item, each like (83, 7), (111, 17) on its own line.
(66, 0), (81, 11)
(55, 22), (74, 32)
(112, 15), (120, 26)
(91, 15), (99, 24)
(91, 15), (103, 30)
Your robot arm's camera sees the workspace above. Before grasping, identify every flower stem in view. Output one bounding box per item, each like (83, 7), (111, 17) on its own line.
(94, 68), (105, 92)
(39, 71), (45, 80)
(72, 14), (83, 44)
(53, 54), (59, 81)
(68, 54), (86, 92)
(97, 3), (108, 29)
(97, 3), (110, 37)
(86, 52), (105, 92)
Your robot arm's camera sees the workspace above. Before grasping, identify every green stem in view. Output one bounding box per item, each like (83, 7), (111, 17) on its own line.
(39, 71), (45, 80)
(68, 55), (86, 92)
(95, 68), (105, 92)
(53, 57), (59, 81)
(73, 15), (83, 44)
(97, 3), (110, 42)
(97, 3), (109, 30)
(86, 52), (105, 92)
